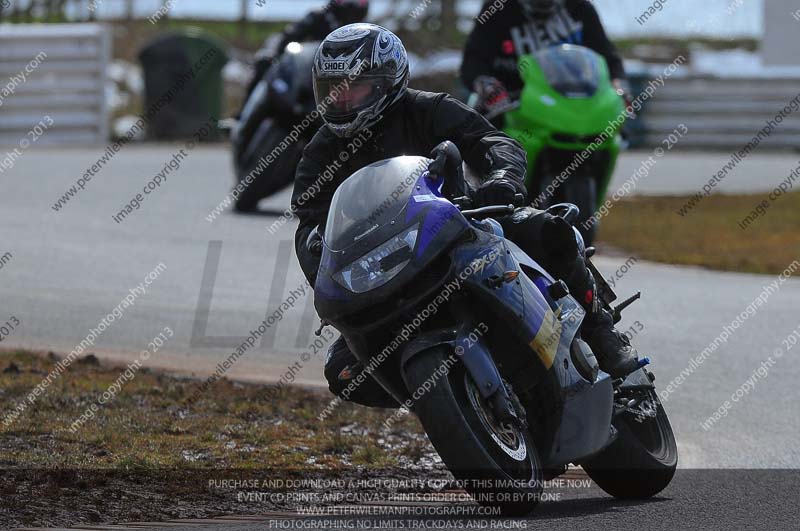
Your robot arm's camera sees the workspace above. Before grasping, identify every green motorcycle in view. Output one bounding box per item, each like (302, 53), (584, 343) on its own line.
(477, 44), (626, 245)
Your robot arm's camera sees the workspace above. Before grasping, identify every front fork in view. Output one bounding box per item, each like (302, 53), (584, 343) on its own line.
(454, 322), (527, 430)
(402, 322), (527, 430)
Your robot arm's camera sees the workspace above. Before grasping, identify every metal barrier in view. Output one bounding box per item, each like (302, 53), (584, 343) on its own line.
(0, 23), (110, 145)
(641, 77), (800, 150)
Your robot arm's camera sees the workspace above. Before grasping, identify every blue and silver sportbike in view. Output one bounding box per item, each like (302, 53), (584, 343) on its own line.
(312, 148), (677, 515)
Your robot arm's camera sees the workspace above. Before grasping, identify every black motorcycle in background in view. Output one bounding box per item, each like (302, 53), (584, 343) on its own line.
(229, 41), (322, 212)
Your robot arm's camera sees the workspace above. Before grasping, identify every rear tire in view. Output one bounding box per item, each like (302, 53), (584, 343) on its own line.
(234, 122), (302, 211)
(582, 391), (677, 498)
(404, 347), (543, 516)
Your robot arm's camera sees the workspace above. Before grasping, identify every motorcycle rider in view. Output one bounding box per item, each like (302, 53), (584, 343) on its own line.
(243, 0), (370, 99)
(462, 0), (628, 116)
(292, 24), (639, 406)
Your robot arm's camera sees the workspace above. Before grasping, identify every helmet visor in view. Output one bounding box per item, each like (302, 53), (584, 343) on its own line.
(316, 76), (391, 124)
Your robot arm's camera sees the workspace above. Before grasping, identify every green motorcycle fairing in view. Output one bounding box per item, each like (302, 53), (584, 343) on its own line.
(503, 45), (625, 207)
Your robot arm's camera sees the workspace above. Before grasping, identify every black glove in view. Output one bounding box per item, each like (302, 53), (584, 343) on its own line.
(473, 76), (510, 116)
(428, 141), (466, 199)
(306, 225), (323, 257)
(476, 172), (525, 207)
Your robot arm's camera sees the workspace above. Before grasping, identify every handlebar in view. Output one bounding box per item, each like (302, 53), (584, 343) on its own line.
(459, 204), (516, 219)
(427, 143), (525, 219)
(457, 193), (525, 219)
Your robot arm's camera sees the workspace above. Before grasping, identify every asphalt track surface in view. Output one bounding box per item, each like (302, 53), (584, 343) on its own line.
(12, 471), (800, 530)
(2, 146), (800, 529)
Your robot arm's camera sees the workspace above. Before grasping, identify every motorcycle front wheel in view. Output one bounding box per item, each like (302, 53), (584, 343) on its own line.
(404, 346), (543, 516)
(557, 173), (597, 246)
(581, 390), (677, 498)
(234, 121), (302, 212)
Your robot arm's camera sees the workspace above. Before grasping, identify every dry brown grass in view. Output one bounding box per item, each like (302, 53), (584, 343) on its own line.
(598, 192), (800, 275)
(0, 350), (429, 470)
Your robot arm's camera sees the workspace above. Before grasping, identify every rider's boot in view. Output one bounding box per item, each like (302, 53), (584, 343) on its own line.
(539, 215), (640, 378)
(565, 255), (640, 378)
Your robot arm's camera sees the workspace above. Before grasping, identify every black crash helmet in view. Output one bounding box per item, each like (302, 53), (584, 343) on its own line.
(312, 23), (409, 138)
(328, 0), (370, 25)
(519, 0), (562, 21)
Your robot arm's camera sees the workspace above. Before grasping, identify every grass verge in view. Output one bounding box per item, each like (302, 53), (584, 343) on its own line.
(0, 350), (442, 528)
(598, 192), (800, 275)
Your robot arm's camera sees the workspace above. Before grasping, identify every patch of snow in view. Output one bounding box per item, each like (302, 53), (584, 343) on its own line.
(409, 49), (462, 77)
(223, 60), (252, 85)
(106, 81), (129, 111)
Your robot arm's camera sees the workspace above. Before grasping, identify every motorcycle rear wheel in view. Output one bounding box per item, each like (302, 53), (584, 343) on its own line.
(582, 391), (677, 498)
(404, 347), (543, 516)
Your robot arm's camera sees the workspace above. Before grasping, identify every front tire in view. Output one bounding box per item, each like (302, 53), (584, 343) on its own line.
(582, 391), (677, 498)
(558, 174), (597, 246)
(404, 347), (543, 516)
(234, 122), (302, 211)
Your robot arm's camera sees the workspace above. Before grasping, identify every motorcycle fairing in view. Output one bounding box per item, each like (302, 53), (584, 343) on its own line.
(235, 81), (268, 140)
(404, 172), (464, 259)
(541, 293), (615, 465)
(266, 42), (317, 114)
(452, 231), (568, 372)
(451, 231), (615, 466)
(315, 157), (471, 318)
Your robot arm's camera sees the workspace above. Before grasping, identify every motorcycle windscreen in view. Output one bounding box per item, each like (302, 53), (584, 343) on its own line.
(279, 41), (318, 96)
(535, 45), (602, 98)
(324, 156), (426, 252)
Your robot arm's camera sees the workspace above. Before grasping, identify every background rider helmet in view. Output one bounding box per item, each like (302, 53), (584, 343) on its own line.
(518, 0), (561, 21)
(328, 0), (370, 25)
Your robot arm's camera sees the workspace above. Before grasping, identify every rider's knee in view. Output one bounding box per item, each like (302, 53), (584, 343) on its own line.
(322, 337), (400, 409)
(323, 337), (353, 398)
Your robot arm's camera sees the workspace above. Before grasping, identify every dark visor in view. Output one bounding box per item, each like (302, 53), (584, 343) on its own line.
(316, 76), (391, 122)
